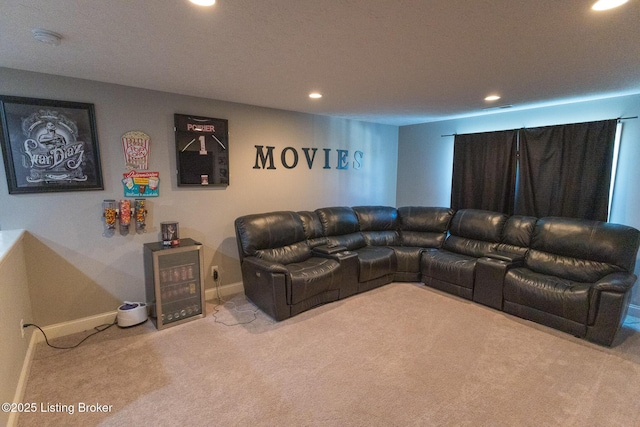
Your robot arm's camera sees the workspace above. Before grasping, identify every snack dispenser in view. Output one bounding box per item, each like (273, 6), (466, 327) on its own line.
(119, 199), (132, 234)
(135, 199), (147, 233)
(103, 199), (117, 236)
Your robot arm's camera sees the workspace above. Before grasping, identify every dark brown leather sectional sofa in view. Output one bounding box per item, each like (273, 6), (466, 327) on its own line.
(234, 206), (640, 346)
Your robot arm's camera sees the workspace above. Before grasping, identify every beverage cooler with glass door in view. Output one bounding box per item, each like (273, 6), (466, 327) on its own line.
(143, 238), (206, 330)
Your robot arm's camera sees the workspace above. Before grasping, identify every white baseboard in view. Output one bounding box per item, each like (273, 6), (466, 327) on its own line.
(32, 311), (119, 343)
(7, 332), (38, 427)
(27, 290), (637, 342)
(30, 282), (244, 343)
(205, 281), (244, 301)
(628, 304), (640, 318)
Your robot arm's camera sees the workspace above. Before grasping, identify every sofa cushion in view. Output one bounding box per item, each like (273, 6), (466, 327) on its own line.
(362, 230), (400, 246)
(392, 246), (427, 273)
(297, 210), (327, 248)
(356, 246), (397, 282)
(443, 235), (499, 258)
(448, 209), (508, 242)
(526, 217), (640, 282)
(504, 267), (591, 324)
(235, 211), (306, 260)
(315, 206), (359, 236)
(256, 241), (311, 265)
(352, 206), (401, 246)
(327, 232), (366, 251)
(526, 250), (625, 284)
(496, 215), (537, 256)
(443, 209), (508, 257)
(398, 206), (455, 247)
(286, 257), (341, 305)
(353, 206), (399, 230)
(421, 250), (477, 289)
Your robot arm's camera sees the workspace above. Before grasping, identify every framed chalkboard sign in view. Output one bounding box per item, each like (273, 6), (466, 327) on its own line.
(174, 114), (229, 187)
(0, 95), (103, 194)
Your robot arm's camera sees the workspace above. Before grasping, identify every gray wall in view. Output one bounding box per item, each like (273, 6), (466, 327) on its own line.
(0, 67), (399, 325)
(0, 231), (32, 427)
(397, 93), (640, 308)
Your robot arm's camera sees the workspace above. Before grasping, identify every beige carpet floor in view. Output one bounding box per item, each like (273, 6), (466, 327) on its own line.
(17, 282), (640, 426)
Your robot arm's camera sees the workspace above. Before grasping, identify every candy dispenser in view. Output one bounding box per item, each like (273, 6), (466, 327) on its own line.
(119, 199), (132, 234)
(102, 200), (117, 236)
(135, 199), (147, 233)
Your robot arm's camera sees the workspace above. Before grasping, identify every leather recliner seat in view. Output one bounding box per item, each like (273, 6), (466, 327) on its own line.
(235, 211), (344, 320)
(393, 206), (455, 282)
(316, 206), (398, 293)
(503, 217), (640, 346)
(421, 209), (509, 299)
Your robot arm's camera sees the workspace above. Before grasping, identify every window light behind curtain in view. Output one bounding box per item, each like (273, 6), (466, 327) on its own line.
(450, 119), (617, 222)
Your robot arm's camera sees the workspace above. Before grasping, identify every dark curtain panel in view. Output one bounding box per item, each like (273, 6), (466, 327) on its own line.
(451, 130), (517, 214)
(515, 119), (616, 221)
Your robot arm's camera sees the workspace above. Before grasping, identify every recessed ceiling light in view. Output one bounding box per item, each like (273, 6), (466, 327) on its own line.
(189, 0), (216, 6)
(484, 94), (501, 102)
(32, 29), (62, 46)
(309, 92), (323, 99)
(592, 0), (628, 10)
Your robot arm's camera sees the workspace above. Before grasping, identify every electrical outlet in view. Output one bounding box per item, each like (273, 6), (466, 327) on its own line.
(211, 265), (219, 281)
(20, 319), (25, 338)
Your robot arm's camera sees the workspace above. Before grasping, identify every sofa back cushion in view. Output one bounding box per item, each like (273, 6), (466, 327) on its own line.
(526, 217), (640, 282)
(496, 215), (537, 256)
(398, 206), (454, 247)
(353, 206), (400, 246)
(235, 211), (308, 263)
(326, 232), (367, 251)
(353, 206), (399, 230)
(315, 207), (366, 250)
(315, 206), (360, 236)
(443, 209), (508, 257)
(297, 210), (327, 248)
(255, 241), (311, 265)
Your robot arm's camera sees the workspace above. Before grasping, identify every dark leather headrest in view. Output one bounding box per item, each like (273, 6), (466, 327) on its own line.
(353, 206), (398, 231)
(315, 207), (359, 236)
(502, 215), (537, 247)
(235, 211), (305, 258)
(448, 209), (508, 242)
(531, 217), (640, 272)
(398, 206), (454, 232)
(297, 210), (324, 239)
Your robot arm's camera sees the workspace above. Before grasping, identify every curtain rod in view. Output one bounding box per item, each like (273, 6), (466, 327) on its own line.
(441, 116), (638, 137)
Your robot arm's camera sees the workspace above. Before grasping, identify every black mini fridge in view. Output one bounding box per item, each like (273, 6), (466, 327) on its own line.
(143, 238), (206, 330)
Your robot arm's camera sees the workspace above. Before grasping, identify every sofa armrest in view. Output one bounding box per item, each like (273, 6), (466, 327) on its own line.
(242, 256), (289, 274)
(593, 272), (638, 293)
(313, 244), (347, 255)
(241, 256), (290, 320)
(586, 272), (637, 346)
(485, 250), (525, 264)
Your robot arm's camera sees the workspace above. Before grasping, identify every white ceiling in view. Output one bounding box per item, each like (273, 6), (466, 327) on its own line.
(1, 0), (639, 126)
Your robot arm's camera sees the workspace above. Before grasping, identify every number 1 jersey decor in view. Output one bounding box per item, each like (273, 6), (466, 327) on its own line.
(174, 113), (229, 186)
